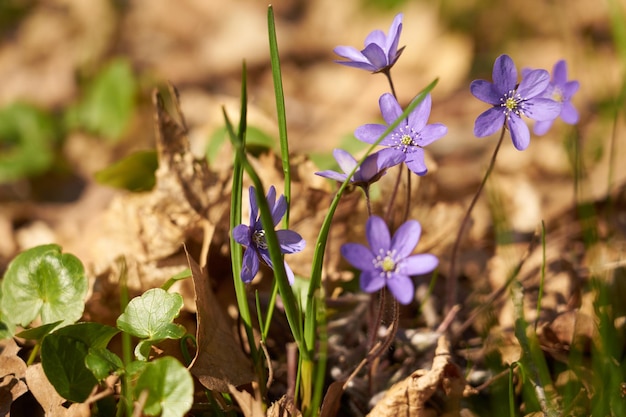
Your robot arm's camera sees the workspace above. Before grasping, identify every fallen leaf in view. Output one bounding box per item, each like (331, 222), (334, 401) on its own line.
(25, 363), (90, 417)
(367, 336), (468, 417)
(228, 384), (265, 417)
(0, 339), (28, 417)
(187, 251), (255, 392)
(267, 395), (303, 417)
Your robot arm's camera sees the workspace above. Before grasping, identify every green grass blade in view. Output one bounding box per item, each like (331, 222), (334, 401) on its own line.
(227, 62), (258, 360)
(267, 5), (291, 227)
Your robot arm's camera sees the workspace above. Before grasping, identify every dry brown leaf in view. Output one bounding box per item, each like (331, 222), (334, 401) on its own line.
(187, 251), (255, 392)
(228, 384), (265, 417)
(24, 364), (90, 417)
(367, 336), (468, 417)
(267, 395), (303, 417)
(0, 339), (29, 417)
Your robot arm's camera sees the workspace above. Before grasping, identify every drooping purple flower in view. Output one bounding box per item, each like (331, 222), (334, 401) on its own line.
(333, 13), (404, 73)
(315, 148), (405, 188)
(354, 93), (447, 176)
(526, 60), (580, 135)
(341, 216), (438, 305)
(232, 186), (305, 284)
(470, 54), (561, 150)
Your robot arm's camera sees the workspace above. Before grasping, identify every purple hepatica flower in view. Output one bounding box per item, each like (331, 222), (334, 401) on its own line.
(341, 216), (438, 305)
(526, 60), (580, 135)
(315, 148), (405, 188)
(470, 54), (561, 151)
(232, 186), (305, 284)
(354, 93), (447, 176)
(334, 13), (404, 73)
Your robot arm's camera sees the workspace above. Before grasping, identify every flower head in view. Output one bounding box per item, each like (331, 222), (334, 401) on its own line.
(524, 60), (580, 135)
(354, 93), (447, 176)
(315, 148), (405, 188)
(232, 186), (305, 284)
(470, 54), (561, 150)
(341, 216), (438, 305)
(333, 13), (404, 73)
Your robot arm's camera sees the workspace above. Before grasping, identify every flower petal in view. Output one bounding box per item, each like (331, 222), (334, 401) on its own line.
(532, 119), (553, 136)
(507, 115), (530, 150)
(276, 229), (305, 254)
(390, 220), (420, 258)
(560, 101), (579, 124)
(364, 29), (386, 48)
(385, 13), (403, 60)
(341, 243), (375, 271)
(266, 185), (277, 212)
(492, 54), (517, 94)
(366, 215), (391, 252)
(470, 80), (502, 105)
(315, 170), (349, 183)
(379, 93), (403, 125)
(248, 186), (258, 225)
(408, 94), (431, 131)
(400, 254), (438, 276)
(387, 274), (414, 304)
(417, 123), (447, 146)
(359, 148), (404, 181)
(283, 260), (295, 285)
(355, 123), (388, 144)
(272, 194), (287, 226)
(562, 80), (580, 99)
(405, 150), (427, 176)
(359, 270), (385, 293)
(232, 224), (251, 245)
(525, 98), (561, 121)
(333, 59), (378, 72)
(552, 60), (567, 85)
(474, 107), (505, 137)
(361, 43), (387, 70)
(241, 247), (259, 283)
(333, 148), (358, 174)
(518, 69), (550, 98)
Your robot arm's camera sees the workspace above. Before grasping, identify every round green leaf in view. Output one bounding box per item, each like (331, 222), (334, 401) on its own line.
(41, 332), (98, 403)
(116, 288), (185, 342)
(133, 357), (193, 417)
(85, 347), (124, 381)
(1, 244), (88, 327)
(41, 323), (119, 402)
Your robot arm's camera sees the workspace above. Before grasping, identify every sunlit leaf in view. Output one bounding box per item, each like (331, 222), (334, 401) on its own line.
(133, 357), (193, 417)
(0, 244), (87, 327)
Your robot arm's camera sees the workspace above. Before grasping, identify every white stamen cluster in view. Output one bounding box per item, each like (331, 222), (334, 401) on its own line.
(373, 248), (398, 279)
(500, 89), (526, 119)
(392, 125), (421, 153)
(252, 229), (268, 249)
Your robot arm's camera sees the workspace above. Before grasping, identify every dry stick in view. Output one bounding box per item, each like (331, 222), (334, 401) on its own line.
(446, 125), (507, 316)
(384, 165), (404, 225)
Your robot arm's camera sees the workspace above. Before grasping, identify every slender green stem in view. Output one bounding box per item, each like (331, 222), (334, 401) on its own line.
(384, 165), (404, 224)
(403, 166), (411, 222)
(535, 220), (546, 330)
(262, 280), (280, 340)
(447, 125), (506, 314)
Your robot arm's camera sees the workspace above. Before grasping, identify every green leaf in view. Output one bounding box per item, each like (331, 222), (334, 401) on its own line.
(40, 323), (119, 402)
(0, 244), (88, 327)
(0, 102), (57, 183)
(116, 288), (185, 344)
(160, 268), (191, 292)
(94, 150), (158, 191)
(133, 357), (193, 417)
(85, 347), (124, 381)
(65, 59), (136, 141)
(16, 321), (63, 340)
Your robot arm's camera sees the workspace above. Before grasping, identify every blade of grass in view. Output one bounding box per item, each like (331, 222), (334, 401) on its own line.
(268, 5), (291, 228)
(228, 61), (258, 361)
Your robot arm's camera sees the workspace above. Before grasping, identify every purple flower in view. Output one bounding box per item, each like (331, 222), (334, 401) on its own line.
(470, 54), (561, 150)
(340, 216), (438, 305)
(527, 60), (580, 135)
(333, 13), (404, 73)
(315, 148), (405, 187)
(354, 93), (447, 176)
(232, 186), (305, 284)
